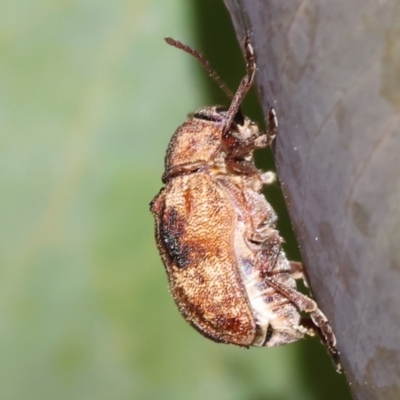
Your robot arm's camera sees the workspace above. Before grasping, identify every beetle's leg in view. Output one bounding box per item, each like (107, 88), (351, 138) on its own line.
(288, 261), (310, 288)
(264, 312), (309, 348)
(250, 227), (280, 246)
(300, 314), (342, 372)
(264, 276), (316, 317)
(264, 275), (339, 360)
(224, 131), (269, 159)
(224, 160), (276, 187)
(225, 158), (259, 175)
(228, 108), (278, 155)
(299, 311), (335, 346)
(258, 108), (278, 186)
(288, 261), (303, 279)
(266, 107), (278, 145)
(260, 171), (276, 185)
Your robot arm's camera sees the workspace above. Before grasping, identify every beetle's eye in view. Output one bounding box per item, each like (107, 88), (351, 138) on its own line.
(215, 107), (244, 126)
(193, 110), (223, 122)
(215, 106), (228, 115)
(232, 111), (244, 126)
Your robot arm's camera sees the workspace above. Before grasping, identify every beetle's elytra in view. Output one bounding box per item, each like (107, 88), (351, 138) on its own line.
(150, 36), (340, 370)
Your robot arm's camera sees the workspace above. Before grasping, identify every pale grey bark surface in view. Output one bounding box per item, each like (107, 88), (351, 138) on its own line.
(224, 1), (400, 399)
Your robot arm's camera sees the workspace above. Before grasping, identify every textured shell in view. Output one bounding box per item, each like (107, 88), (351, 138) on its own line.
(151, 171), (256, 346)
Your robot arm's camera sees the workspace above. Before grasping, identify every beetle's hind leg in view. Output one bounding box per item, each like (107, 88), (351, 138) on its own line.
(264, 275), (340, 369)
(300, 312), (342, 372)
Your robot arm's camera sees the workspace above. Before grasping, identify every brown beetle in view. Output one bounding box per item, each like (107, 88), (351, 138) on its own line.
(150, 36), (340, 370)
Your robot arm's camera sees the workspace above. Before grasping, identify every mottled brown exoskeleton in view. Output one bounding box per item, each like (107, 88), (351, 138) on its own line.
(150, 36), (340, 370)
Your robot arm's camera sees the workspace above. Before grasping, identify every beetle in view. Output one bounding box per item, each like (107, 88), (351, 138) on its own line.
(150, 36), (340, 370)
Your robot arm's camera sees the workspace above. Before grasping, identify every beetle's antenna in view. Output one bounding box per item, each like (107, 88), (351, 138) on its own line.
(222, 36), (256, 134)
(165, 37), (234, 100)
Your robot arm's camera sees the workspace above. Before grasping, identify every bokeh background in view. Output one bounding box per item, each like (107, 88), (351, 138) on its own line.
(1, 0), (352, 399)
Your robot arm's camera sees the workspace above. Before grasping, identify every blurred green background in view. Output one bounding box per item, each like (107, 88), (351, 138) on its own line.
(0, 0), (351, 399)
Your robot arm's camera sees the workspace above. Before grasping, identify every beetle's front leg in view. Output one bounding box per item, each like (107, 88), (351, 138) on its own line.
(223, 107), (277, 159)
